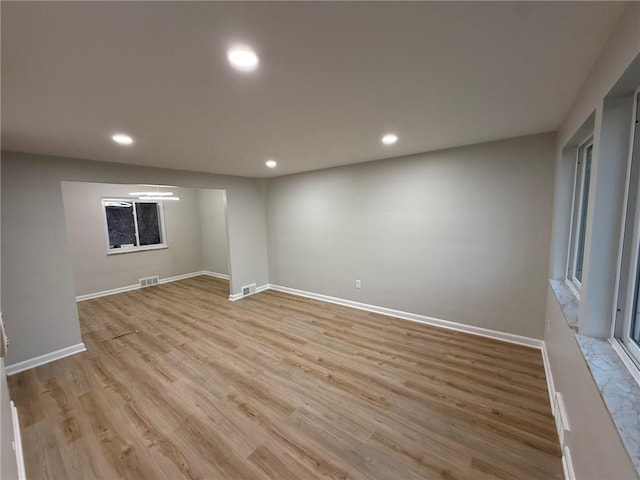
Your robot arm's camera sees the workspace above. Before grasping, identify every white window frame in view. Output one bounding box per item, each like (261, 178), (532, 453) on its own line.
(566, 135), (594, 297)
(613, 86), (640, 366)
(101, 198), (168, 255)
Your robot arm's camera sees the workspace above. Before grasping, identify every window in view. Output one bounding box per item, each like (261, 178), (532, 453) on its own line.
(567, 136), (594, 294)
(102, 199), (166, 253)
(614, 89), (640, 365)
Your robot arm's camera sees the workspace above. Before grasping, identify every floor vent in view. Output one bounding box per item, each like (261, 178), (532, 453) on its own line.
(241, 283), (256, 296)
(140, 276), (160, 287)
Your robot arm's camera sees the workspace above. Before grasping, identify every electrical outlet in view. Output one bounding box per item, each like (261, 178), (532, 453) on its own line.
(355, 279), (361, 288)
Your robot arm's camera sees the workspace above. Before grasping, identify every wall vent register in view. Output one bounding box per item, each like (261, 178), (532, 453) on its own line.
(139, 276), (160, 287)
(242, 284), (256, 296)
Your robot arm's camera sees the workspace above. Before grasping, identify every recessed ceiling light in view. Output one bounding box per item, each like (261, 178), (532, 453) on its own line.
(265, 159), (277, 168)
(227, 46), (259, 72)
(382, 133), (398, 145)
(112, 133), (133, 145)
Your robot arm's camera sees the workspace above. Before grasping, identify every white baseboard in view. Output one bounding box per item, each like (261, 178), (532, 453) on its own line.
(202, 271), (230, 280)
(76, 283), (140, 302)
(541, 340), (575, 480)
(76, 270), (229, 302)
(542, 342), (556, 417)
(10, 400), (26, 480)
(562, 446), (576, 480)
(268, 284), (544, 349)
(6, 343), (86, 376)
(158, 271), (206, 285)
(554, 391), (571, 447)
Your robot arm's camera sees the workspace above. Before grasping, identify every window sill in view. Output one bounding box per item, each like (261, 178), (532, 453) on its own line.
(551, 279), (640, 471)
(107, 244), (168, 255)
(575, 334), (640, 472)
(549, 279), (579, 326)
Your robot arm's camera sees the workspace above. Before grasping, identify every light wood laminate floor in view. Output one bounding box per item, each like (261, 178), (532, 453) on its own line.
(9, 276), (562, 479)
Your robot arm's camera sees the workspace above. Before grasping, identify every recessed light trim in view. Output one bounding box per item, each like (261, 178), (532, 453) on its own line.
(382, 133), (398, 145)
(227, 46), (259, 71)
(265, 159), (277, 168)
(112, 133), (133, 145)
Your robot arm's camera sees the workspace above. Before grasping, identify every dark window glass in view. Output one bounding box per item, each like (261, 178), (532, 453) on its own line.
(105, 204), (137, 248)
(631, 261), (640, 346)
(575, 145), (593, 282)
(630, 94), (640, 347)
(135, 202), (162, 246)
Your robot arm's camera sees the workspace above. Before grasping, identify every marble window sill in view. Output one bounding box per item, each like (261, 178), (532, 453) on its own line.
(549, 279), (579, 326)
(550, 278), (640, 472)
(575, 335), (640, 472)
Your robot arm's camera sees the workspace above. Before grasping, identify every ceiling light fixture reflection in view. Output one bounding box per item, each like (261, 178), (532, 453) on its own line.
(139, 196), (180, 201)
(227, 46), (259, 71)
(382, 133), (398, 145)
(138, 184), (178, 188)
(265, 159), (277, 168)
(129, 192), (174, 197)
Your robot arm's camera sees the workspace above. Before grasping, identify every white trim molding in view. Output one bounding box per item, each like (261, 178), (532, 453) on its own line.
(562, 446), (576, 480)
(554, 391), (571, 447)
(76, 283), (140, 302)
(541, 341), (576, 480)
(10, 400), (26, 480)
(76, 270), (230, 302)
(202, 271), (230, 280)
(157, 271), (205, 285)
(6, 342), (86, 376)
(542, 343), (557, 416)
(609, 337), (640, 387)
(268, 284), (544, 349)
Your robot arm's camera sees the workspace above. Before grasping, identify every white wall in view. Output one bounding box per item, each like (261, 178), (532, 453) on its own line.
(0, 153), (20, 480)
(1, 151), (269, 366)
(557, 4), (640, 149)
(0, 359), (18, 480)
(546, 288), (637, 479)
(198, 189), (229, 276)
(62, 182), (204, 296)
(545, 2), (640, 478)
(267, 133), (555, 339)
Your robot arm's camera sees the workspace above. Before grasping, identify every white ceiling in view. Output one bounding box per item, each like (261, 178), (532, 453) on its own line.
(1, 2), (625, 178)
